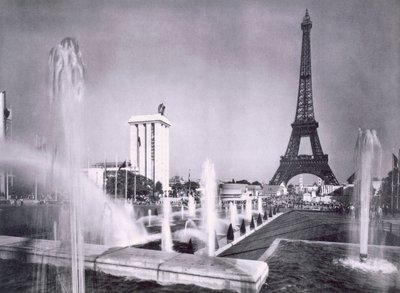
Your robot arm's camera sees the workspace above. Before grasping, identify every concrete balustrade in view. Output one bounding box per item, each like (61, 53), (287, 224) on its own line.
(0, 235), (268, 293)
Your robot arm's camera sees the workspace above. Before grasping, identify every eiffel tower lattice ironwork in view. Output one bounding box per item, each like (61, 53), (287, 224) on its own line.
(270, 10), (339, 186)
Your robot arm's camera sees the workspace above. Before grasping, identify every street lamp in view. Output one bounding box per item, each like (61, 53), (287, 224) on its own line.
(132, 165), (139, 203)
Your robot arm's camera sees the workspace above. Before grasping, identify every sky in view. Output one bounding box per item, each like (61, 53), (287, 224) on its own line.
(0, 0), (399, 184)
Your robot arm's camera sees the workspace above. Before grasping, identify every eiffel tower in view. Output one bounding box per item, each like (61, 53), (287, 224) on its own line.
(270, 10), (339, 186)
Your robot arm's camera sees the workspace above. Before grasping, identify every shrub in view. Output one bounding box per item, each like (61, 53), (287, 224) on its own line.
(257, 213), (262, 225)
(240, 219), (246, 235)
(250, 217), (255, 230)
(227, 224), (234, 242)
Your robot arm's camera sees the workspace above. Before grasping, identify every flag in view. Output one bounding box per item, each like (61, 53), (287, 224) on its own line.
(393, 154), (398, 170)
(137, 137), (141, 148)
(118, 160), (126, 171)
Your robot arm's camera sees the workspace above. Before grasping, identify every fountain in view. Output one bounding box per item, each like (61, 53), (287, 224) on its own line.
(148, 209), (152, 226)
(188, 196), (196, 217)
(201, 159), (217, 257)
(257, 197), (263, 214)
(48, 38), (86, 293)
(245, 198), (252, 221)
(184, 219), (198, 238)
(229, 202), (239, 226)
(181, 204), (184, 220)
(38, 38), (148, 292)
(354, 129), (382, 261)
(161, 197), (173, 252)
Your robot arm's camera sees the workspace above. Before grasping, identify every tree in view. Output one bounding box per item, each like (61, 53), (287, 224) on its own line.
(227, 224), (234, 242)
(252, 181), (263, 187)
(237, 179), (250, 185)
(184, 181), (199, 190)
(155, 181), (163, 194)
(171, 182), (184, 197)
(106, 170), (153, 199)
(257, 213), (262, 225)
(240, 219), (246, 235)
(250, 216), (255, 230)
(380, 170), (398, 210)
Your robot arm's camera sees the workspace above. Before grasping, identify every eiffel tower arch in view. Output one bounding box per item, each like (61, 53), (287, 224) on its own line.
(270, 10), (339, 186)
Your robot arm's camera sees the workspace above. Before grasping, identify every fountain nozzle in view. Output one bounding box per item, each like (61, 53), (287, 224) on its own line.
(360, 253), (368, 262)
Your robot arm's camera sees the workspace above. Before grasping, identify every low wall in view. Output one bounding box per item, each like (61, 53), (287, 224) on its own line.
(216, 212), (283, 256)
(0, 235), (268, 293)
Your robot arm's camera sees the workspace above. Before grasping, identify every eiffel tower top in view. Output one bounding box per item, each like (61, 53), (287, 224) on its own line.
(295, 9), (315, 124)
(301, 9), (312, 30)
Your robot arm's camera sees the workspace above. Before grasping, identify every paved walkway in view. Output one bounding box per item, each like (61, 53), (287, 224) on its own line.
(219, 210), (355, 260)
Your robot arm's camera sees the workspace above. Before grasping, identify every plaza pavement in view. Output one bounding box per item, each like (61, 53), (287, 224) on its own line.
(219, 210), (400, 260)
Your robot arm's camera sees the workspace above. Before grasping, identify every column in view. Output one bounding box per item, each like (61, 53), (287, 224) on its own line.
(154, 123), (162, 188)
(138, 124), (146, 177)
(160, 124), (165, 191)
(145, 123), (152, 180)
(130, 124), (138, 169)
(164, 125), (170, 191)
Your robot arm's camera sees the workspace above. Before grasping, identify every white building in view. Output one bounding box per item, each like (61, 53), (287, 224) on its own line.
(0, 91), (12, 198)
(128, 113), (171, 192)
(219, 183), (250, 202)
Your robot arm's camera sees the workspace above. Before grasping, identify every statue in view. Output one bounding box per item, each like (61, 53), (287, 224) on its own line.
(158, 103), (166, 115)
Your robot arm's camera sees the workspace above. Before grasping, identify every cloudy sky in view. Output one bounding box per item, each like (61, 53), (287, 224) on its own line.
(0, 0), (399, 183)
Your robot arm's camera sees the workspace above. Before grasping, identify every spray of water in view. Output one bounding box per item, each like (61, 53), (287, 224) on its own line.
(188, 196), (196, 217)
(148, 209), (152, 226)
(48, 38), (86, 293)
(245, 198), (252, 221)
(229, 202), (239, 226)
(258, 197), (263, 214)
(354, 129), (382, 261)
(46, 38), (151, 291)
(201, 159), (217, 257)
(161, 197), (173, 252)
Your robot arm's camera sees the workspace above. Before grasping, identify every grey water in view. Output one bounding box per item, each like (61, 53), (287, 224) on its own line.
(0, 240), (398, 293)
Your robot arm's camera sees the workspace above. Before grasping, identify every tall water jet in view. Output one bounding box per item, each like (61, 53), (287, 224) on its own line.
(188, 196), (196, 217)
(181, 204), (184, 220)
(245, 198), (252, 221)
(257, 197), (263, 214)
(101, 203), (113, 245)
(48, 38), (85, 293)
(354, 129), (382, 262)
(148, 209), (152, 226)
(161, 197), (173, 252)
(201, 159), (217, 257)
(229, 202), (239, 226)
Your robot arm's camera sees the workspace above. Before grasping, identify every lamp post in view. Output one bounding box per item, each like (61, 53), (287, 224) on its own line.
(133, 165), (138, 203)
(125, 160), (128, 201)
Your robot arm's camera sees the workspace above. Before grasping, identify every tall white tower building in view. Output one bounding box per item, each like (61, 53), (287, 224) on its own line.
(0, 91), (12, 198)
(128, 113), (171, 192)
